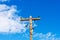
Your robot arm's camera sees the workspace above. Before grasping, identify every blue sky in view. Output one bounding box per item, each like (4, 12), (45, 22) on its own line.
(0, 0), (60, 40)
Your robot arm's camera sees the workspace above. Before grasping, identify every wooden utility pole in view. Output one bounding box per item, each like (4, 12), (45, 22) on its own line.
(20, 16), (40, 40)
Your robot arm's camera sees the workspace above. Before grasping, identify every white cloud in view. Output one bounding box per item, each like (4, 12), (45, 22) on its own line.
(23, 32), (60, 40)
(0, 4), (27, 33)
(0, 0), (9, 2)
(33, 32), (60, 40)
(21, 32), (60, 40)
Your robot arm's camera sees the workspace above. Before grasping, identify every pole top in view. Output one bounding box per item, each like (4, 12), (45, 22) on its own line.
(30, 16), (32, 18)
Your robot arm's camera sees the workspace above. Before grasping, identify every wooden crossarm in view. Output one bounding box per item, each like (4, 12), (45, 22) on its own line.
(20, 18), (40, 21)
